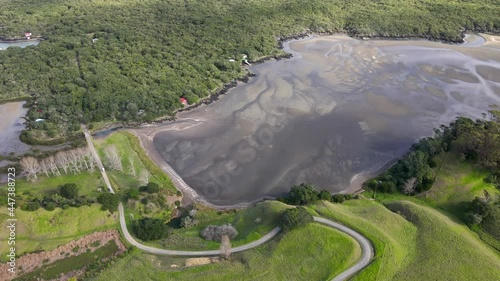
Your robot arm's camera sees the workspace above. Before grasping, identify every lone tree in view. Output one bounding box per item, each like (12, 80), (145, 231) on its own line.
(134, 218), (170, 241)
(58, 183), (79, 200)
(279, 207), (313, 232)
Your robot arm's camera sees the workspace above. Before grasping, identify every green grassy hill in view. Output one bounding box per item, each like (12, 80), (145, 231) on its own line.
(387, 200), (500, 281)
(312, 200), (417, 281)
(313, 198), (500, 281)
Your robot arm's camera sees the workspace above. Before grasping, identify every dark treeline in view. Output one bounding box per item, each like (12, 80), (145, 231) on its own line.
(0, 0), (499, 142)
(367, 111), (500, 194)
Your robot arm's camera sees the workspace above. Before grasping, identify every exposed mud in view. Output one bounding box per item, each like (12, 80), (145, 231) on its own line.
(140, 35), (500, 205)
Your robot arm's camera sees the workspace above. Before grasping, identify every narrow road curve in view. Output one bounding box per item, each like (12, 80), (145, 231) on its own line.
(314, 217), (374, 281)
(82, 125), (373, 280)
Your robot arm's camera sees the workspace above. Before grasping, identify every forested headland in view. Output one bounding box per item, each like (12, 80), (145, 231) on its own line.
(0, 0), (499, 143)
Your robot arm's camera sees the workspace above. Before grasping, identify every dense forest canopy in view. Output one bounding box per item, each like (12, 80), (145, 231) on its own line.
(0, 0), (499, 142)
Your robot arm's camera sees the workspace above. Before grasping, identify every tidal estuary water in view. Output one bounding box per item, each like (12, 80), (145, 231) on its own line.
(151, 35), (500, 205)
(0, 40), (39, 50)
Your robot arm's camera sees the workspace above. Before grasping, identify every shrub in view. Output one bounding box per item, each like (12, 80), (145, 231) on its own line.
(58, 183), (79, 200)
(180, 216), (198, 228)
(45, 202), (57, 211)
(125, 188), (140, 200)
(97, 193), (119, 213)
(318, 190), (331, 201)
(465, 212), (483, 225)
(201, 224), (238, 242)
(23, 201), (40, 211)
(188, 209), (197, 217)
(331, 194), (346, 203)
(279, 207), (313, 232)
(134, 218), (170, 241)
(145, 182), (160, 193)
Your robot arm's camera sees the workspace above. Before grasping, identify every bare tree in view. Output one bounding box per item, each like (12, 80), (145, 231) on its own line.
(220, 235), (231, 259)
(68, 149), (81, 174)
(55, 151), (70, 174)
(77, 147), (90, 171)
(20, 157), (40, 181)
(46, 155), (60, 176)
(40, 158), (50, 177)
(104, 145), (122, 171)
(128, 157), (136, 177)
(403, 177), (417, 195)
(86, 148), (96, 172)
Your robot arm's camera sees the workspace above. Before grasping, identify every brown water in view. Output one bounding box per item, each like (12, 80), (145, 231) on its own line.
(155, 36), (499, 204)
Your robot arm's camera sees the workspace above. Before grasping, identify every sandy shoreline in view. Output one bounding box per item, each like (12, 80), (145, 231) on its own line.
(131, 127), (277, 210)
(480, 33), (500, 49)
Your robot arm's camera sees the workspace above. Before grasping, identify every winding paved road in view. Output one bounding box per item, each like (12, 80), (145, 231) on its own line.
(314, 217), (374, 281)
(118, 203), (281, 256)
(82, 125), (373, 280)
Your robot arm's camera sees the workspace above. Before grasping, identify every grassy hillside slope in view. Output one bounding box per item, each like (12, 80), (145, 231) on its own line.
(93, 223), (360, 281)
(0, 205), (118, 262)
(94, 131), (175, 192)
(387, 200), (500, 281)
(312, 200), (417, 281)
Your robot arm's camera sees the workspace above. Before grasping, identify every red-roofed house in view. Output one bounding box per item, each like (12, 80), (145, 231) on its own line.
(25, 32), (32, 40)
(180, 97), (188, 106)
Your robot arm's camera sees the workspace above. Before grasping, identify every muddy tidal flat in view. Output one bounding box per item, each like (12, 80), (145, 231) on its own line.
(151, 35), (500, 205)
(0, 101), (29, 156)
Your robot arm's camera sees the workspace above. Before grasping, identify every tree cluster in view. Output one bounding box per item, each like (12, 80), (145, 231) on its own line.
(17, 183), (95, 212)
(19, 147), (97, 181)
(368, 112), (500, 194)
(281, 183), (356, 205)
